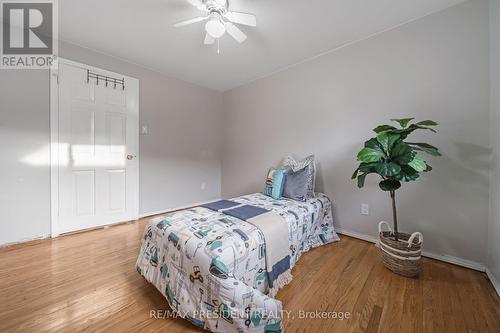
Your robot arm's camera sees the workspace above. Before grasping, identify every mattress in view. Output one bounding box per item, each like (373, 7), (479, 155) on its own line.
(136, 193), (339, 332)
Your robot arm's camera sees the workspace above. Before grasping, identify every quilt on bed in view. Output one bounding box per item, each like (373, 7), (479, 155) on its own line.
(136, 193), (339, 333)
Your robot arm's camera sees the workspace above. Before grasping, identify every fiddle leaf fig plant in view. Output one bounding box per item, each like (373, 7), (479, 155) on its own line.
(352, 118), (441, 241)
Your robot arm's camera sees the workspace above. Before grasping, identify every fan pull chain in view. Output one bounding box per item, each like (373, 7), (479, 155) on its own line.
(217, 39), (220, 55)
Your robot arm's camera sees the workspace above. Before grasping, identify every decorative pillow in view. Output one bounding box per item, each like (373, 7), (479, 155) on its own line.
(282, 166), (308, 202)
(264, 168), (287, 200)
(282, 155), (316, 198)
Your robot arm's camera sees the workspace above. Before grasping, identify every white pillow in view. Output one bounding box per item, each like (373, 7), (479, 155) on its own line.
(282, 155), (316, 198)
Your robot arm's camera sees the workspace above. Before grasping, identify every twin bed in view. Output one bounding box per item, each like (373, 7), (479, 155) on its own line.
(136, 192), (339, 333)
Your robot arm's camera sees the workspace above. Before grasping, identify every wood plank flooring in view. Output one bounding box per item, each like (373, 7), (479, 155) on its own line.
(0, 216), (499, 333)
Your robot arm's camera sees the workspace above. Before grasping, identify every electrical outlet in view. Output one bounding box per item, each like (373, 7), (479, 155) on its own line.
(361, 203), (369, 216)
(201, 182), (206, 190)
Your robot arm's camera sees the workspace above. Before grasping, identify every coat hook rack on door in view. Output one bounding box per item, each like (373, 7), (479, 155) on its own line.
(86, 69), (125, 90)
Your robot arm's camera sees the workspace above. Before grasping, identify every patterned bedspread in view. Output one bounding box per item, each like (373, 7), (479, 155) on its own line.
(136, 193), (339, 333)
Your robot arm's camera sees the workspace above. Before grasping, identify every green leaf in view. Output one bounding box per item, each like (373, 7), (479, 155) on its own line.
(351, 167), (360, 180)
(357, 173), (367, 188)
(375, 162), (402, 177)
(376, 132), (400, 154)
(409, 124), (437, 133)
(373, 125), (397, 133)
(396, 165), (420, 182)
(359, 162), (379, 173)
(416, 120), (438, 126)
(391, 118), (415, 128)
(354, 162), (380, 186)
(410, 146), (441, 157)
(364, 138), (385, 154)
(391, 124), (437, 139)
(425, 164), (433, 172)
(357, 147), (383, 163)
(407, 142), (442, 157)
(390, 141), (415, 165)
(353, 162), (379, 180)
(407, 142), (439, 150)
(379, 179), (402, 191)
(408, 156), (427, 172)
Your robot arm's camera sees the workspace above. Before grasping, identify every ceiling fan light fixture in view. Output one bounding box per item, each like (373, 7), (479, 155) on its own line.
(205, 18), (226, 38)
(174, 0), (256, 48)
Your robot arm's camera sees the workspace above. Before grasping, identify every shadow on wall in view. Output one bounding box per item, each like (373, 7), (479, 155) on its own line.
(314, 137), (490, 262)
(455, 141), (491, 178)
(394, 141), (489, 260)
(315, 161), (325, 194)
(440, 142), (490, 197)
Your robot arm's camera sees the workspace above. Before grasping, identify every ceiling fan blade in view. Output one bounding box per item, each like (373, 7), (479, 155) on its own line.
(225, 22), (247, 43)
(204, 33), (215, 45)
(185, 0), (205, 10)
(225, 12), (257, 27)
(174, 16), (208, 27)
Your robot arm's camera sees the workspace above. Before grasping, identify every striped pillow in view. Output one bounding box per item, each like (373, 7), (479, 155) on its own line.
(282, 155), (316, 198)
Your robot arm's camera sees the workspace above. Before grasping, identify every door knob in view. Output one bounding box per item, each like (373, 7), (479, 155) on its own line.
(127, 154), (136, 160)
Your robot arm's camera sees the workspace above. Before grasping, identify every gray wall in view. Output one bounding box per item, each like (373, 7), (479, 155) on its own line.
(489, 0), (500, 289)
(0, 41), (223, 245)
(221, 0), (490, 264)
(0, 70), (51, 245)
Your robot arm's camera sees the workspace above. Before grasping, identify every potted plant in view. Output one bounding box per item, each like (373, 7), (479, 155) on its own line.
(351, 118), (441, 277)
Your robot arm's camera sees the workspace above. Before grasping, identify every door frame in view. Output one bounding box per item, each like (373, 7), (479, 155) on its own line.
(50, 58), (140, 237)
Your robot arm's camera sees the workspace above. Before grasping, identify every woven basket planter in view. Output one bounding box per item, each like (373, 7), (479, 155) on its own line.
(378, 221), (423, 277)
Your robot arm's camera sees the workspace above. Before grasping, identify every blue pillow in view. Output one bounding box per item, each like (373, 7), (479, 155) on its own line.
(264, 168), (287, 199)
(282, 166), (308, 202)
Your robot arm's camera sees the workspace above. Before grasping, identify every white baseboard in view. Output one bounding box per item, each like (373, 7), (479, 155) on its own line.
(139, 198), (221, 219)
(336, 227), (378, 243)
(0, 234), (50, 249)
(486, 268), (500, 298)
(1, 199), (221, 248)
(421, 252), (485, 272)
(335, 227), (486, 272)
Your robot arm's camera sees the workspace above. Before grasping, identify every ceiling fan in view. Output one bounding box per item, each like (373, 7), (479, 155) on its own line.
(174, 0), (257, 45)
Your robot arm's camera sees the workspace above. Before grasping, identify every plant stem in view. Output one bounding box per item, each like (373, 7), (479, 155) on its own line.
(390, 191), (399, 241)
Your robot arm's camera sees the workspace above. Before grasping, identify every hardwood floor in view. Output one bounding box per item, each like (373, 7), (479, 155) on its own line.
(0, 217), (499, 333)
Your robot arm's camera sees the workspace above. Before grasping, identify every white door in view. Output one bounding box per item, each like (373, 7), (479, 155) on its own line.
(54, 61), (139, 234)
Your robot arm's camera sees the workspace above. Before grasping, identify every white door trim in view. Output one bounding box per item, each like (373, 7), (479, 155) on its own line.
(50, 60), (59, 237)
(50, 57), (140, 237)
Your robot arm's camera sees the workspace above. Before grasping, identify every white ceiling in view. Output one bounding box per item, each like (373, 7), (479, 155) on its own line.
(59, 0), (465, 91)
